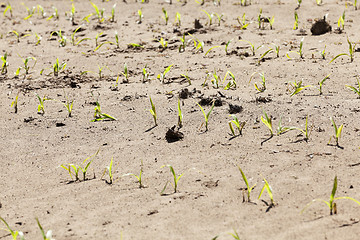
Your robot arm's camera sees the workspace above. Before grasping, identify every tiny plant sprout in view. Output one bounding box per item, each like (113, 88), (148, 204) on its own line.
(293, 115), (311, 141)
(3, 3), (13, 19)
(58, 90), (74, 117)
(225, 39), (232, 55)
(237, 13), (249, 30)
(11, 91), (20, 114)
(330, 38), (356, 63)
(123, 160), (144, 188)
(337, 11), (345, 30)
(142, 65), (150, 82)
(180, 71), (191, 85)
(19, 55), (37, 75)
(197, 100), (215, 132)
(178, 33), (186, 52)
(61, 149), (99, 182)
(202, 10), (214, 26)
(257, 8), (262, 29)
(46, 6), (59, 21)
(316, 73), (330, 95)
(41, 58), (66, 76)
(320, 45), (326, 59)
(214, 13), (223, 26)
(239, 40), (263, 56)
(293, 11), (299, 30)
(110, 4), (116, 22)
(261, 110), (273, 137)
(286, 37), (304, 59)
(91, 101), (116, 122)
(50, 29), (67, 47)
(159, 37), (168, 51)
(137, 8), (143, 24)
(114, 31), (120, 48)
(101, 157), (118, 184)
(178, 99), (183, 128)
(272, 44), (280, 58)
(91, 2), (104, 23)
(229, 228), (241, 240)
(329, 117), (343, 147)
(175, 12), (181, 27)
(249, 72), (266, 92)
(346, 76), (360, 98)
(1, 52), (9, 75)
(224, 71), (236, 90)
(120, 63), (129, 83)
(238, 166), (256, 202)
(204, 45), (220, 57)
(36, 218), (55, 240)
(301, 176), (360, 215)
(229, 115), (245, 136)
(268, 16), (275, 29)
(258, 177), (275, 207)
(0, 217), (24, 240)
(36, 93), (49, 115)
(258, 47), (274, 63)
(162, 8), (169, 25)
(157, 64), (173, 83)
(34, 32), (42, 45)
(276, 116), (292, 135)
(160, 164), (185, 194)
(316, 0), (322, 5)
(71, 27), (91, 46)
(288, 79), (312, 96)
(149, 97), (157, 126)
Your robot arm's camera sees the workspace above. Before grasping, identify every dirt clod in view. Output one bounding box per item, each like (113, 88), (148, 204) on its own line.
(165, 126), (184, 143)
(229, 104), (243, 114)
(311, 17), (332, 35)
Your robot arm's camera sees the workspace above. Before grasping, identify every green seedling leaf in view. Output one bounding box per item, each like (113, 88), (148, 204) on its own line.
(197, 100), (215, 132)
(205, 46), (220, 56)
(261, 110), (273, 136)
(238, 166), (256, 202)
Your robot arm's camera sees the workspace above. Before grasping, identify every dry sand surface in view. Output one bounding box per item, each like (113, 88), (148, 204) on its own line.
(1, 0), (360, 239)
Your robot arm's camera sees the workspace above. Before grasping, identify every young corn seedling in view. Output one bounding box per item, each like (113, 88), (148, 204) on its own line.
(316, 74), (330, 95)
(286, 37), (304, 59)
(137, 8), (143, 24)
(41, 58), (67, 76)
(149, 97), (157, 126)
(180, 71), (191, 85)
(46, 6), (59, 21)
(175, 12), (181, 27)
(36, 218), (55, 240)
(1, 52), (9, 75)
(302, 176), (360, 215)
(329, 117), (343, 147)
(159, 37), (168, 51)
(337, 11), (345, 30)
(142, 65), (150, 82)
(205, 45), (221, 57)
(188, 33), (204, 53)
(197, 100), (215, 132)
(36, 5), (46, 18)
(50, 29), (67, 47)
(225, 39), (232, 55)
(224, 71), (236, 90)
(3, 3), (13, 19)
(0, 217), (24, 240)
(35, 93), (49, 115)
(101, 157), (118, 184)
(162, 8), (169, 25)
(123, 160), (144, 188)
(258, 177), (275, 208)
(58, 90), (74, 117)
(240, 40), (263, 56)
(71, 27), (90, 46)
(293, 11), (299, 30)
(34, 32), (42, 45)
(261, 110), (273, 137)
(330, 38), (356, 63)
(178, 99), (183, 128)
(110, 4), (116, 22)
(157, 64), (173, 83)
(61, 149), (99, 182)
(237, 13), (250, 30)
(346, 77), (360, 98)
(8, 30), (30, 43)
(202, 10), (214, 26)
(91, 2), (105, 23)
(16, 55), (37, 75)
(249, 72), (267, 92)
(160, 164), (185, 194)
(293, 115), (311, 141)
(268, 16), (275, 29)
(258, 47), (274, 63)
(11, 91), (20, 114)
(276, 117), (292, 135)
(320, 45), (326, 59)
(120, 63), (129, 83)
(238, 166), (256, 202)
(178, 33), (186, 52)
(229, 229), (241, 240)
(214, 13), (224, 26)
(91, 101), (117, 122)
(288, 79), (312, 96)
(257, 8), (262, 29)
(229, 115), (245, 136)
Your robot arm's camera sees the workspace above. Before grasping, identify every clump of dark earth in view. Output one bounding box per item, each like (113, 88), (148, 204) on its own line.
(194, 19), (203, 29)
(198, 97), (223, 107)
(166, 126), (184, 143)
(311, 17), (331, 35)
(229, 104), (243, 114)
(179, 88), (191, 99)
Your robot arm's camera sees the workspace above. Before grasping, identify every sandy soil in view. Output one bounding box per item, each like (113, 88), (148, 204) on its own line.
(1, 0), (360, 239)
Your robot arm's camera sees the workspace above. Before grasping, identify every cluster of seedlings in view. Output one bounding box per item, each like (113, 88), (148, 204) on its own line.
(1, 0), (360, 239)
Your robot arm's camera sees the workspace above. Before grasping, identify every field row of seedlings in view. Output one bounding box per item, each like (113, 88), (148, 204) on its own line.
(1, 0), (360, 239)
